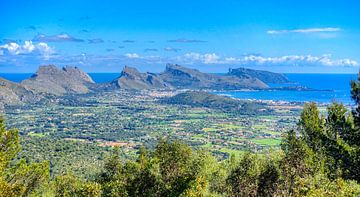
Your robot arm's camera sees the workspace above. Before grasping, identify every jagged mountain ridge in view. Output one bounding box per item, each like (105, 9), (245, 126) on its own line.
(21, 65), (95, 95)
(0, 77), (42, 106)
(158, 64), (269, 90)
(111, 66), (171, 90)
(0, 64), (289, 108)
(110, 64), (270, 90)
(228, 67), (289, 84)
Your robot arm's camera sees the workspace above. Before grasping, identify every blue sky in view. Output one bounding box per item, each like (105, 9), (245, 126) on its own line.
(0, 0), (360, 73)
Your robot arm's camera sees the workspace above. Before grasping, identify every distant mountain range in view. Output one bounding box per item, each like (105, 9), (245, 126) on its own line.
(109, 63), (288, 90)
(159, 64), (271, 89)
(0, 64), (289, 107)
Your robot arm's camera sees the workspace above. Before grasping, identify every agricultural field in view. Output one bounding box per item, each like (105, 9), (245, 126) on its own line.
(4, 90), (302, 177)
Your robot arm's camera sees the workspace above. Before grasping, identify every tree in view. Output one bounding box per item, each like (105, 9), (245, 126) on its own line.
(298, 102), (324, 151)
(326, 102), (353, 141)
(0, 117), (49, 196)
(154, 139), (195, 196)
(53, 174), (101, 197)
(257, 161), (280, 197)
(349, 76), (360, 146)
(226, 153), (260, 197)
(0, 118), (20, 172)
(97, 147), (128, 196)
(280, 130), (309, 196)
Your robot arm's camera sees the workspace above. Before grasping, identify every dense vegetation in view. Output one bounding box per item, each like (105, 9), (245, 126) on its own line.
(1, 75), (360, 196)
(163, 91), (273, 115)
(227, 67), (289, 84)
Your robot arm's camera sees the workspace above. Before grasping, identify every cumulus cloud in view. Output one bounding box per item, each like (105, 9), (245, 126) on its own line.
(182, 53), (220, 64)
(168, 38), (206, 43)
(33, 33), (84, 42)
(125, 53), (140, 59)
(176, 53), (358, 67)
(0, 41), (55, 59)
(267, 27), (341, 34)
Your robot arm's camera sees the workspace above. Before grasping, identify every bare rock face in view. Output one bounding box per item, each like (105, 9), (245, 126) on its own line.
(110, 64), (269, 90)
(111, 66), (171, 90)
(159, 64), (269, 90)
(21, 65), (95, 95)
(62, 66), (95, 83)
(0, 77), (41, 106)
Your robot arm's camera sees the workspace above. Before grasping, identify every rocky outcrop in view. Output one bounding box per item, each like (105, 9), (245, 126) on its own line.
(111, 66), (171, 90)
(0, 77), (41, 106)
(21, 65), (95, 95)
(159, 64), (268, 90)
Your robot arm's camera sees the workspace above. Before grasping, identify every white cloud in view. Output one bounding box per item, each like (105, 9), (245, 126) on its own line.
(23, 40), (35, 52)
(0, 41), (55, 59)
(176, 53), (358, 67)
(125, 53), (140, 59)
(36, 42), (55, 60)
(183, 53), (220, 64)
(0, 42), (21, 55)
(238, 54), (358, 67)
(267, 27), (341, 34)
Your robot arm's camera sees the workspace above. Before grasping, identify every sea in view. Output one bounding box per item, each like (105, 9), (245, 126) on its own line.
(0, 73), (357, 105)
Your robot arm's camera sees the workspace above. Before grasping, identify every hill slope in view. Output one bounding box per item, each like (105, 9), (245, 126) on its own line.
(162, 91), (272, 115)
(111, 66), (171, 90)
(159, 64), (268, 90)
(0, 77), (41, 106)
(228, 67), (289, 84)
(21, 65), (95, 95)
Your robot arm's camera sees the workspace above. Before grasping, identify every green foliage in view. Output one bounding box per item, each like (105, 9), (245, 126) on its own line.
(2, 114), (360, 196)
(18, 136), (108, 179)
(349, 76), (360, 146)
(0, 117), (49, 196)
(3, 71), (360, 196)
(52, 174), (101, 197)
(97, 139), (218, 197)
(0, 118), (20, 172)
(257, 161), (280, 197)
(326, 102), (353, 141)
(163, 91), (273, 115)
(226, 153), (260, 196)
(299, 102), (324, 151)
(297, 102), (360, 182)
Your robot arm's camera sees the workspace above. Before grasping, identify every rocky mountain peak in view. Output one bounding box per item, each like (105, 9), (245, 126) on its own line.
(21, 65), (95, 95)
(62, 66), (94, 83)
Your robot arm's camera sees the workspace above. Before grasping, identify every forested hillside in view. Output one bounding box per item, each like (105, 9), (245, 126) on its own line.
(1, 75), (360, 196)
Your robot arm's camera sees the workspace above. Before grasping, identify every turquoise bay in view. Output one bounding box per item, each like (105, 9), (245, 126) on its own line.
(214, 74), (357, 104)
